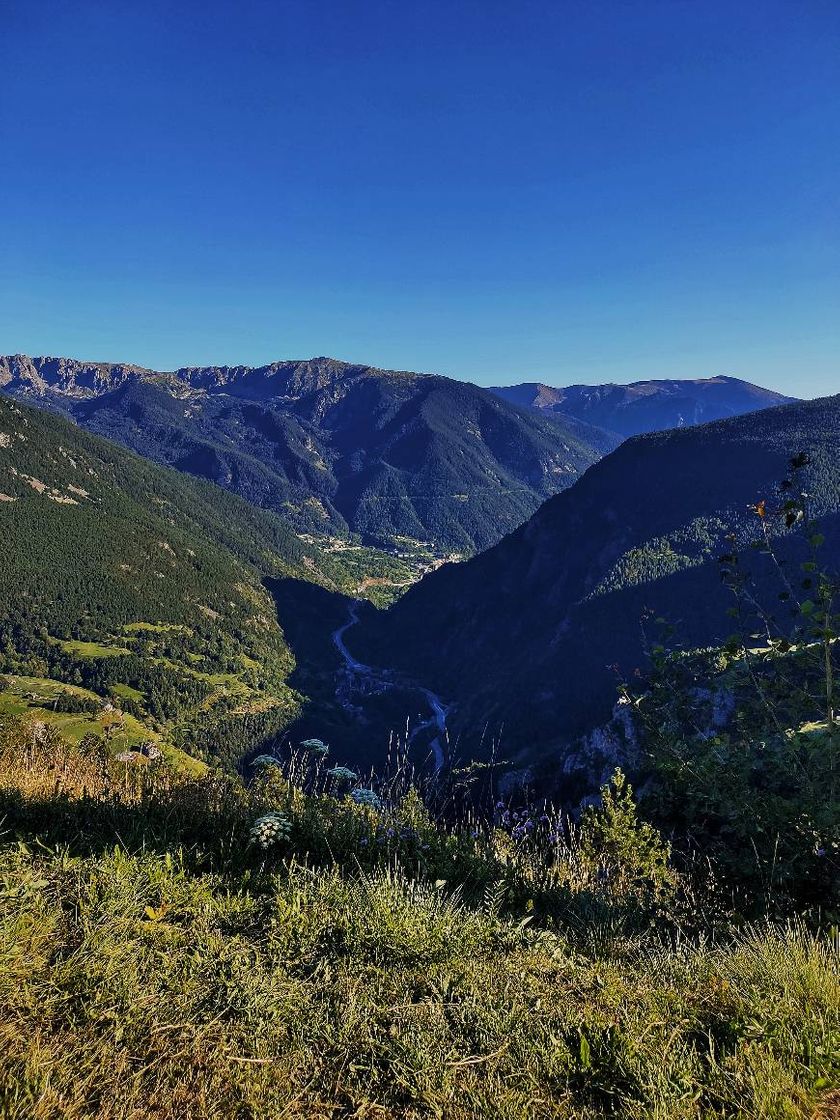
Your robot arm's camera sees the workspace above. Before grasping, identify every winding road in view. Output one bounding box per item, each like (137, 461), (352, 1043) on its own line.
(331, 601), (449, 772)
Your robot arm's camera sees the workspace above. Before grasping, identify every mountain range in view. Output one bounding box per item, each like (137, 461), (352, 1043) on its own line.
(0, 355), (619, 555)
(489, 375), (794, 437)
(354, 392), (840, 777)
(1, 358), (792, 561)
(1, 352), (825, 783)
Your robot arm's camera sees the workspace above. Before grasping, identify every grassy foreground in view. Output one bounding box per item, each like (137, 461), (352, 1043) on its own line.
(0, 718), (838, 1119)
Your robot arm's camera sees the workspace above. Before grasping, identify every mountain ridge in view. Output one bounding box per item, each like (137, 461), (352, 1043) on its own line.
(489, 374), (795, 437)
(0, 353), (620, 554)
(354, 391), (840, 771)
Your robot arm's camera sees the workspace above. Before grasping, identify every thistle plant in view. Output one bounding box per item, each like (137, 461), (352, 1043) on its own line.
(250, 811), (292, 849)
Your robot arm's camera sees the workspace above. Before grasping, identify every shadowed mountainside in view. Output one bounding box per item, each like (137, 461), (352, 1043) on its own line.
(354, 393), (840, 768)
(0, 354), (619, 554)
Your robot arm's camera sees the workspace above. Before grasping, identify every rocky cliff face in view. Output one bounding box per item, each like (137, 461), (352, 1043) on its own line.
(0, 355), (150, 398)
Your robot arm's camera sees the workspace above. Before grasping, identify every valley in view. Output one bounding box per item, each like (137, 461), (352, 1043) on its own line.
(2, 370), (837, 786)
(0, 393), (458, 772)
(2, 366), (838, 1120)
(331, 598), (450, 771)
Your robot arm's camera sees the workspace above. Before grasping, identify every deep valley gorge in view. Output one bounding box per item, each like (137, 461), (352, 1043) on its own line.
(0, 353), (833, 792)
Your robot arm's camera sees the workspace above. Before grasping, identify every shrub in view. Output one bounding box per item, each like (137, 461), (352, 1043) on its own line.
(578, 769), (674, 902)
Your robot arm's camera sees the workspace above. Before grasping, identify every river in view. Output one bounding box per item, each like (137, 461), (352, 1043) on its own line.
(331, 600), (449, 772)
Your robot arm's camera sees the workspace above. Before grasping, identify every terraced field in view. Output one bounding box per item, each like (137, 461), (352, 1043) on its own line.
(0, 675), (205, 774)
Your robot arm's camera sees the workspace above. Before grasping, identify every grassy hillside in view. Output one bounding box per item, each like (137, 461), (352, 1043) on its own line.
(0, 674), (205, 774)
(0, 715), (837, 1120)
(0, 396), (418, 768)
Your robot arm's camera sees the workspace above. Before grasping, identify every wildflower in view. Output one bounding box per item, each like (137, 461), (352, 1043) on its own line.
(249, 812), (292, 849)
(350, 787), (382, 811)
(326, 765), (359, 784)
(301, 738), (329, 756)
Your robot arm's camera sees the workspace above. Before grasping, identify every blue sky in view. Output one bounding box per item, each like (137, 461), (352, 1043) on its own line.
(1, 0), (838, 396)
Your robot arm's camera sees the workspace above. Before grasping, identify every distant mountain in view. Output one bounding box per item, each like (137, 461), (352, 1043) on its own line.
(0, 355), (619, 554)
(489, 375), (794, 437)
(354, 394), (840, 774)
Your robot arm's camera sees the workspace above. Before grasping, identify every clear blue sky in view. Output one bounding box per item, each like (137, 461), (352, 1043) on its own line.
(1, 1), (838, 396)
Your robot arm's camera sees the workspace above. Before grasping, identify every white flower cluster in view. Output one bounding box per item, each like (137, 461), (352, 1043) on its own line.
(327, 765), (359, 784)
(350, 787), (382, 811)
(301, 738), (330, 756)
(251, 754), (281, 770)
(250, 812), (292, 849)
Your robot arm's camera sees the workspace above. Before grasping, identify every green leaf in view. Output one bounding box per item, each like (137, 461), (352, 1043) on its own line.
(579, 1032), (591, 1069)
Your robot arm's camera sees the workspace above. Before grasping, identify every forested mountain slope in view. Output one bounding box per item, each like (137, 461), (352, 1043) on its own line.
(0, 396), (371, 767)
(0, 355), (619, 554)
(355, 394), (840, 763)
(489, 375), (793, 437)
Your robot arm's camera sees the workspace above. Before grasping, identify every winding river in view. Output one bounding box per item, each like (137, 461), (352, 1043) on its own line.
(331, 600), (449, 772)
